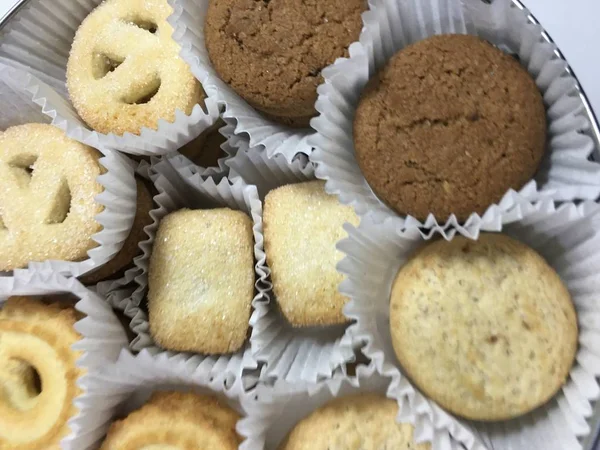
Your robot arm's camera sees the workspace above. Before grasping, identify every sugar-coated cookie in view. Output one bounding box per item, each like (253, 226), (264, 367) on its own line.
(0, 123), (104, 270)
(204, 0), (365, 127)
(67, 0), (203, 135)
(100, 391), (241, 449)
(0, 297), (84, 449)
(354, 34), (546, 221)
(281, 394), (430, 450)
(148, 208), (254, 354)
(264, 181), (359, 326)
(390, 234), (578, 421)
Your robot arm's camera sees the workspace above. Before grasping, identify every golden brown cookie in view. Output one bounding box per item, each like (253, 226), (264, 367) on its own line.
(354, 34), (547, 221)
(100, 391), (241, 449)
(263, 181), (359, 326)
(281, 394), (430, 450)
(204, 0), (366, 127)
(0, 297), (84, 449)
(148, 208), (254, 354)
(390, 234), (578, 421)
(179, 119), (227, 167)
(67, 0), (203, 135)
(80, 178), (153, 285)
(0, 123), (104, 271)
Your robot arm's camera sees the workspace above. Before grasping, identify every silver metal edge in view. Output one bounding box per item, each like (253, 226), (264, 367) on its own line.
(0, 0), (599, 447)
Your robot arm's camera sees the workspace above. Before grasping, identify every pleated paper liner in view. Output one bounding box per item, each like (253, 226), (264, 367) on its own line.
(0, 270), (129, 449)
(99, 156), (264, 390)
(240, 358), (467, 450)
(338, 200), (600, 450)
(223, 144), (360, 384)
(310, 0), (600, 237)
(168, 0), (315, 162)
(0, 63), (137, 278)
(0, 0), (220, 155)
(86, 349), (255, 448)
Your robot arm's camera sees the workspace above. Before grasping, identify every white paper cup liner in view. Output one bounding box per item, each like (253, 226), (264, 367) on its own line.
(165, 120), (238, 182)
(0, 0), (220, 156)
(338, 200), (600, 450)
(0, 269), (129, 450)
(0, 63), (137, 277)
(310, 0), (600, 237)
(240, 360), (466, 450)
(169, 0), (314, 162)
(99, 156), (262, 390)
(84, 348), (255, 448)
(225, 145), (361, 384)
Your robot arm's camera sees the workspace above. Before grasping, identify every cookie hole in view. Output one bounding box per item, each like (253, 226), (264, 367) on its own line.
(92, 53), (124, 79)
(129, 19), (158, 34)
(124, 79), (161, 105)
(0, 214), (5, 230)
(487, 335), (498, 344)
(45, 179), (71, 225)
(9, 153), (37, 186)
(1, 359), (42, 411)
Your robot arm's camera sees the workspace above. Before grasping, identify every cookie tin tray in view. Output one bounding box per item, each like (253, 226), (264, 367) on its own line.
(0, 0), (599, 448)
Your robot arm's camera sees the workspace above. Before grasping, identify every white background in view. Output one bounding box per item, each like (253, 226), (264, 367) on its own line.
(0, 0), (598, 118)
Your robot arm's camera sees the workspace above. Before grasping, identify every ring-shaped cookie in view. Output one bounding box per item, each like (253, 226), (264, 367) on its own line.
(67, 0), (203, 135)
(0, 297), (84, 449)
(0, 123), (104, 271)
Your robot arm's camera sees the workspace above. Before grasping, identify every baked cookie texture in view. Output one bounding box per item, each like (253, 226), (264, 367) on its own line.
(204, 0), (366, 127)
(80, 178), (153, 285)
(100, 391), (241, 449)
(0, 297), (84, 449)
(280, 393), (430, 450)
(263, 181), (359, 326)
(390, 234), (578, 421)
(148, 208), (254, 354)
(67, 0), (203, 136)
(354, 34), (547, 222)
(0, 123), (104, 271)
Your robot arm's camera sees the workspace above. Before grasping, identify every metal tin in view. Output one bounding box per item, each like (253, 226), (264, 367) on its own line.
(0, 0), (598, 448)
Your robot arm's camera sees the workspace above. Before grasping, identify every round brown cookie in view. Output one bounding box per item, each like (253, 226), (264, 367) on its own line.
(179, 119), (227, 167)
(280, 394), (430, 449)
(354, 34), (547, 222)
(389, 234), (577, 421)
(204, 0), (366, 127)
(80, 178), (153, 285)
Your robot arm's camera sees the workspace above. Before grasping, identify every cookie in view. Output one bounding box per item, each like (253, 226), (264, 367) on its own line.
(390, 234), (578, 421)
(354, 34), (547, 221)
(281, 393), (430, 449)
(100, 391), (241, 449)
(67, 0), (203, 135)
(148, 208), (254, 354)
(263, 181), (359, 326)
(0, 297), (84, 449)
(0, 123), (104, 271)
(80, 178), (153, 285)
(179, 118), (227, 167)
(204, 0), (365, 127)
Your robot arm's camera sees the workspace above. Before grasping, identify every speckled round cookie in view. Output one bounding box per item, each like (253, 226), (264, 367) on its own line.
(354, 34), (547, 221)
(389, 234), (577, 421)
(204, 0), (366, 127)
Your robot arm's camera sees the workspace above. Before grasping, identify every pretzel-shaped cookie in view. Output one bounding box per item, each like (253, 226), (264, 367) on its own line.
(67, 0), (203, 136)
(0, 123), (104, 271)
(0, 297), (84, 448)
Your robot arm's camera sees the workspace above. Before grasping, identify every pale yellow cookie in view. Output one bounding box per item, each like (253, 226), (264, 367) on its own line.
(0, 297), (84, 449)
(100, 391), (241, 449)
(281, 394), (430, 450)
(148, 208), (254, 354)
(390, 234), (578, 421)
(0, 123), (104, 271)
(263, 180), (359, 326)
(67, 0), (203, 135)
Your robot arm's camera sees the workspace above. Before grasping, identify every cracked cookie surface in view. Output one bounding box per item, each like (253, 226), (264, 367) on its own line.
(354, 34), (547, 221)
(205, 0), (365, 127)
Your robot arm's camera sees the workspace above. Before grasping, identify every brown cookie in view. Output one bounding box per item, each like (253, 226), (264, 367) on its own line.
(204, 0), (366, 127)
(80, 178), (154, 285)
(354, 34), (547, 222)
(179, 119), (227, 167)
